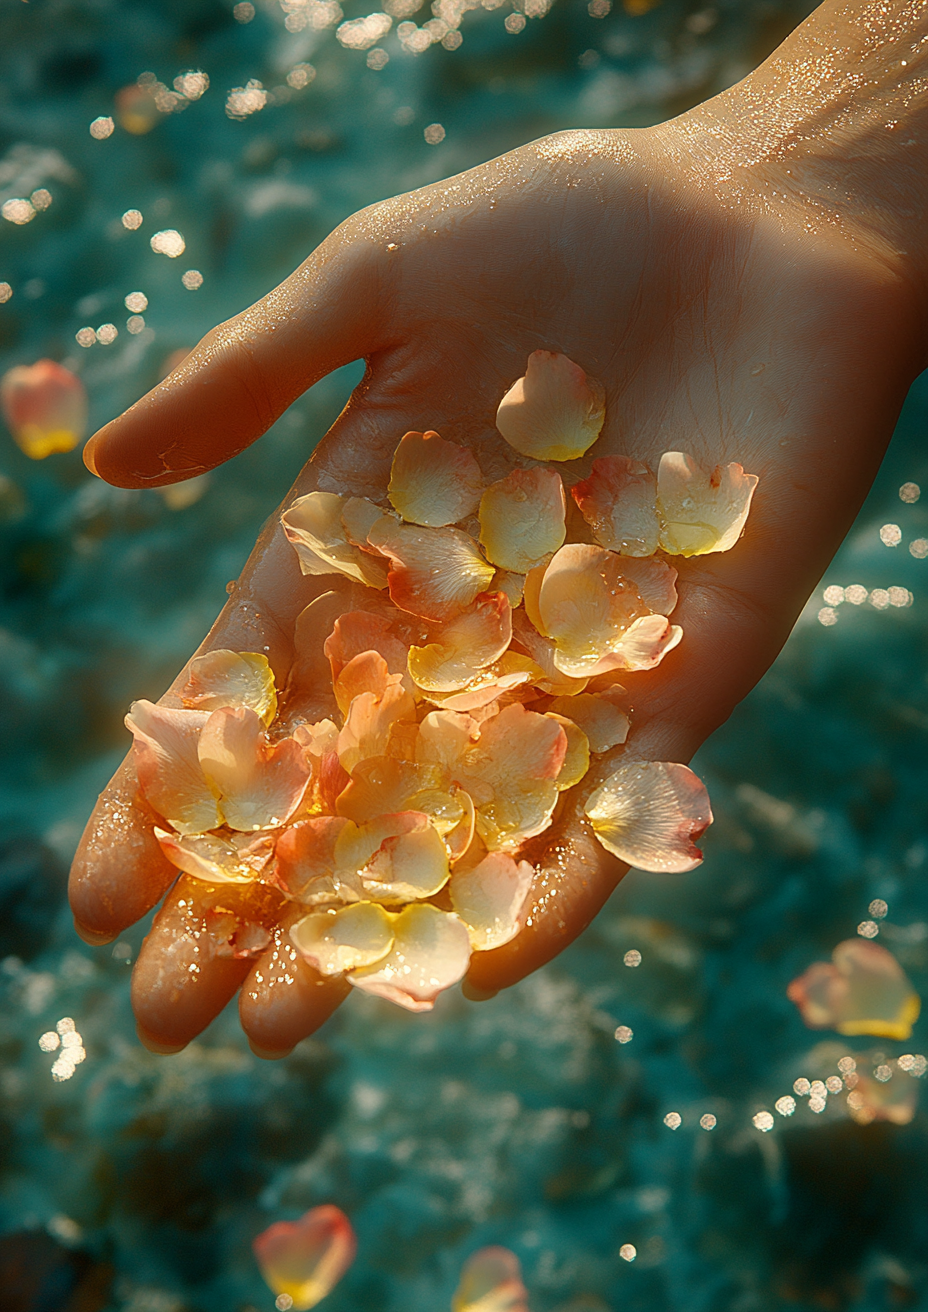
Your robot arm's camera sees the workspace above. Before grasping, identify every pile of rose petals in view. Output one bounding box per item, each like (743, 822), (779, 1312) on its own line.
(126, 351), (758, 1013)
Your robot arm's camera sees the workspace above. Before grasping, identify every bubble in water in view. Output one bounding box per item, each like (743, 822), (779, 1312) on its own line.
(823, 585), (844, 605)
(287, 63), (316, 89)
(774, 1096), (795, 1116)
(182, 269), (204, 290)
(619, 1243), (637, 1262)
(174, 70), (209, 99)
(75, 327), (96, 347)
(38, 1031), (60, 1052)
(124, 291), (148, 312)
(623, 949), (641, 967)
(844, 584), (868, 604)
(857, 919), (879, 938)
(699, 1113), (716, 1130)
(793, 1078), (811, 1095)
(0, 283), (12, 303)
(30, 189), (53, 211)
(442, 29), (463, 47)
(910, 538), (928, 559)
(868, 589), (890, 610)
(234, 1), (255, 19)
(614, 1025), (633, 1044)
(663, 1112), (682, 1129)
(869, 899), (888, 919)
(879, 523), (902, 547)
(899, 482), (920, 503)
(89, 116), (115, 139)
(424, 123), (446, 144)
(817, 606), (838, 626)
(367, 48), (389, 68)
(150, 229), (186, 257)
(888, 587), (913, 607)
(2, 198), (36, 225)
(122, 209), (143, 230)
(752, 1111), (774, 1132)
(505, 11), (526, 30)
(127, 315), (146, 334)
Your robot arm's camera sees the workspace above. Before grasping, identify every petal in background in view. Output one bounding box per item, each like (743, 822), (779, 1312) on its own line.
(585, 760), (712, 872)
(450, 853), (534, 951)
(408, 592), (512, 692)
(155, 826), (276, 885)
(479, 467), (566, 573)
(496, 350), (605, 462)
(846, 1058), (920, 1125)
(197, 706), (312, 831)
(341, 495), (388, 547)
(452, 1246), (530, 1312)
(125, 700), (220, 835)
(571, 455), (660, 556)
(656, 452), (759, 556)
(282, 491), (388, 587)
(0, 358), (88, 459)
(182, 649), (278, 725)
(348, 903), (472, 1011)
(388, 429), (483, 526)
(547, 691), (630, 753)
(253, 1205), (357, 1311)
(367, 519), (495, 622)
(787, 940), (921, 1040)
(290, 901), (395, 975)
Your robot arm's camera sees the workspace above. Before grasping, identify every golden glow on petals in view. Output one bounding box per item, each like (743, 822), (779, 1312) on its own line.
(548, 692), (630, 753)
(496, 350), (606, 462)
(348, 903), (472, 1011)
(545, 713), (590, 791)
(335, 757), (456, 827)
(492, 570), (525, 608)
(359, 824), (451, 904)
(274, 815), (354, 903)
(336, 680), (416, 773)
(408, 592), (512, 692)
(334, 810), (432, 877)
(0, 358), (88, 460)
(603, 614), (683, 674)
(334, 649), (391, 716)
(252, 1205), (357, 1312)
(197, 706), (312, 832)
(585, 760), (712, 872)
(511, 611), (589, 696)
(479, 467), (566, 573)
(388, 430), (483, 527)
(657, 452), (759, 556)
(787, 940), (921, 1040)
(536, 545), (647, 676)
(154, 826), (275, 884)
(293, 719), (339, 758)
(445, 790), (476, 863)
(290, 901), (395, 975)
(282, 491), (388, 587)
(125, 701), (220, 835)
(452, 1246), (530, 1312)
(450, 853), (534, 951)
(182, 649), (278, 725)
(367, 519), (495, 622)
(416, 709), (481, 773)
(323, 610), (411, 684)
(422, 653), (539, 713)
(571, 456), (660, 556)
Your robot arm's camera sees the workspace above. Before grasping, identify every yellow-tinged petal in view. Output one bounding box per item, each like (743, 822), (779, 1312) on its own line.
(253, 1205), (357, 1312)
(547, 691), (630, 753)
(197, 707), (312, 831)
(585, 760), (712, 872)
(324, 610), (412, 684)
(408, 592), (512, 692)
(452, 1246), (530, 1312)
(388, 429), (483, 527)
(479, 466), (566, 573)
(290, 902), (395, 976)
(154, 826), (276, 885)
(336, 680), (417, 774)
(282, 491), (388, 587)
(450, 853), (534, 951)
(656, 452), (759, 556)
(367, 518), (494, 622)
(445, 789), (476, 863)
(545, 713), (590, 790)
(336, 757), (462, 830)
(590, 613), (682, 676)
(360, 824), (451, 904)
(334, 811), (432, 876)
(496, 350), (605, 462)
(421, 653), (540, 712)
(293, 719), (339, 758)
(274, 816), (356, 903)
(125, 700), (220, 836)
(0, 359), (88, 460)
(492, 570), (525, 608)
(571, 456), (660, 556)
(537, 544), (647, 676)
(511, 611), (588, 696)
(348, 903), (471, 1011)
(182, 649), (277, 725)
(615, 556), (678, 617)
(787, 940), (921, 1040)
(341, 495), (388, 547)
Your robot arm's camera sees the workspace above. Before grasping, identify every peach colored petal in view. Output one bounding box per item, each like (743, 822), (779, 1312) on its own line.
(615, 556), (678, 617)
(571, 456), (660, 556)
(496, 350), (606, 462)
(197, 707), (312, 831)
(293, 719), (339, 758)
(348, 903), (471, 1011)
(323, 609), (412, 684)
(290, 902), (395, 976)
(416, 708), (480, 773)
(336, 757), (461, 829)
(367, 519), (495, 622)
(656, 452), (759, 556)
(334, 811), (432, 876)
(0, 359), (88, 459)
(341, 495), (388, 547)
(253, 1205), (357, 1311)
(154, 826), (276, 885)
(521, 560), (548, 634)
(336, 680), (416, 774)
(536, 544), (650, 676)
(125, 700), (220, 835)
(453, 1246), (530, 1312)
(547, 692), (630, 753)
(787, 940), (921, 1040)
(388, 429), (483, 527)
(282, 491), (388, 587)
(585, 760), (712, 871)
(511, 610), (589, 696)
(479, 467), (566, 573)
(449, 853), (534, 951)
(360, 824), (451, 904)
(445, 790), (476, 863)
(333, 649), (392, 716)
(597, 614), (683, 675)
(274, 816), (356, 903)
(182, 649), (278, 725)
(204, 910), (272, 960)
(545, 713), (590, 791)
(492, 570), (525, 608)
(408, 592), (512, 692)
(421, 653), (540, 712)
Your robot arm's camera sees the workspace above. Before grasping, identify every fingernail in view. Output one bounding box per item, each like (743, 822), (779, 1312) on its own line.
(82, 436), (100, 477)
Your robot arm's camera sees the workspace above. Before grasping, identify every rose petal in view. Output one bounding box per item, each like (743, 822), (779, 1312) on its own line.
(274, 816), (355, 903)
(253, 1205), (357, 1311)
(511, 610), (589, 696)
(537, 544), (649, 676)
(0, 359), (88, 460)
(445, 790), (476, 863)
(155, 826), (276, 885)
(367, 518), (495, 622)
(388, 429), (483, 527)
(336, 680), (417, 774)
(360, 824), (451, 904)
(547, 692), (630, 753)
(341, 495), (388, 547)
(449, 853), (534, 951)
(290, 901), (395, 975)
(408, 592), (512, 692)
(282, 491), (388, 587)
(545, 713), (590, 791)
(324, 609), (412, 685)
(656, 452), (759, 556)
(348, 903), (471, 1011)
(336, 757), (461, 829)
(787, 940), (921, 1040)
(479, 467), (567, 573)
(492, 570), (525, 608)
(293, 719), (339, 758)
(585, 760), (712, 872)
(421, 653), (540, 712)
(452, 1246), (530, 1312)
(334, 649), (392, 716)
(845, 1066), (919, 1126)
(589, 613), (681, 676)
(496, 350), (606, 462)
(334, 811), (432, 876)
(197, 707), (312, 831)
(614, 556), (678, 617)
(182, 649), (278, 725)
(125, 700), (220, 835)
(571, 456), (660, 556)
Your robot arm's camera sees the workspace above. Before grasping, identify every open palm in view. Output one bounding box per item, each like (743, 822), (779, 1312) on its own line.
(70, 117), (921, 1056)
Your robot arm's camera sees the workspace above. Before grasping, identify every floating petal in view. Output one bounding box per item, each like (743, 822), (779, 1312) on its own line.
(253, 1205), (357, 1311)
(182, 649), (277, 725)
(197, 707), (312, 831)
(155, 827), (276, 885)
(348, 903), (471, 1011)
(274, 816), (354, 903)
(388, 429), (483, 527)
(290, 902), (395, 975)
(408, 592), (512, 692)
(479, 466), (566, 573)
(846, 1062), (919, 1126)
(547, 691), (630, 753)
(571, 456), (660, 556)
(337, 680), (416, 774)
(125, 701), (220, 835)
(545, 713), (590, 790)
(656, 452), (759, 556)
(585, 760), (712, 871)
(0, 359), (88, 459)
(450, 853), (534, 951)
(496, 350), (606, 462)
(360, 824), (451, 904)
(283, 491), (388, 587)
(453, 1246), (530, 1312)
(367, 519), (494, 622)
(787, 940), (921, 1040)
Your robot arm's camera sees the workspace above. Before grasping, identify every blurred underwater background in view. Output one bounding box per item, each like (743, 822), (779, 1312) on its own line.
(0, 0), (926, 1308)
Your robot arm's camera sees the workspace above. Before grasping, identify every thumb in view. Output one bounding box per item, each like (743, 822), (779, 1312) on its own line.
(83, 228), (391, 488)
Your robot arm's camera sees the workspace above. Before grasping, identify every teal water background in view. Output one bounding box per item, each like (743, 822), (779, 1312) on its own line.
(1, 1), (926, 1308)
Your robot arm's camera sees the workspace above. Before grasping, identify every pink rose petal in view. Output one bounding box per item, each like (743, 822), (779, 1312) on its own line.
(197, 707), (312, 832)
(125, 700), (220, 835)
(0, 358), (88, 459)
(324, 610), (411, 685)
(479, 466), (566, 573)
(571, 456), (660, 556)
(274, 816), (355, 904)
(408, 592), (512, 692)
(787, 940), (921, 1040)
(388, 429), (483, 527)
(453, 1246), (530, 1312)
(336, 679), (416, 774)
(182, 649), (278, 725)
(585, 760), (712, 872)
(155, 826), (276, 885)
(496, 350), (606, 462)
(449, 853), (534, 950)
(282, 491), (388, 587)
(253, 1205), (357, 1311)
(656, 452), (759, 556)
(367, 518), (494, 622)
(348, 903), (472, 1011)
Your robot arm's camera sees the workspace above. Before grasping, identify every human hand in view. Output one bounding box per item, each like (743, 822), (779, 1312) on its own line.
(70, 0), (927, 1056)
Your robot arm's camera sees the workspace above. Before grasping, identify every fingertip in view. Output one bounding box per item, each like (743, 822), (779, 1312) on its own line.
(136, 1024), (188, 1055)
(72, 919), (117, 946)
(461, 979), (499, 1002)
(82, 435), (100, 477)
(248, 1040), (295, 1060)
